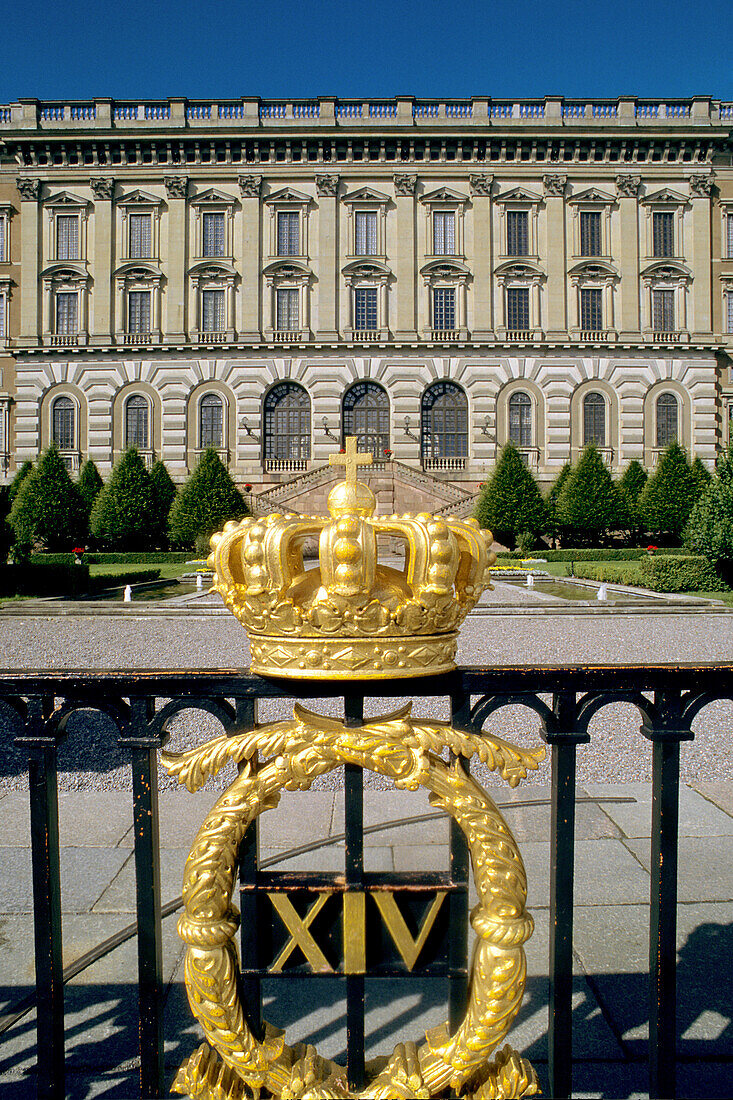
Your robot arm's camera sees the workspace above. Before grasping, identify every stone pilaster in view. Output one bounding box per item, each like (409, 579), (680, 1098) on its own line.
(689, 173), (715, 339)
(238, 175), (262, 341)
(469, 174), (493, 338)
(90, 177), (115, 344)
(393, 174), (417, 339)
(315, 174), (339, 340)
(543, 174), (567, 337)
(616, 175), (642, 336)
(16, 178), (41, 347)
(164, 175), (188, 341)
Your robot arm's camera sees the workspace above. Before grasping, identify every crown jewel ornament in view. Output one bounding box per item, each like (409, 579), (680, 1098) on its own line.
(208, 438), (496, 679)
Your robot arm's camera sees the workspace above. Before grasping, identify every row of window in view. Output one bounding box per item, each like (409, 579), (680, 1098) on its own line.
(44, 284), (686, 337)
(48, 382), (683, 463)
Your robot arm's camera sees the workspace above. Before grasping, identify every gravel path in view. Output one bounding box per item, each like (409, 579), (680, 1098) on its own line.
(1, 600), (732, 792)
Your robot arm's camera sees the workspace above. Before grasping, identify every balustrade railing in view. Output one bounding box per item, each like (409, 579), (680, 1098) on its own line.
(0, 663), (729, 1099)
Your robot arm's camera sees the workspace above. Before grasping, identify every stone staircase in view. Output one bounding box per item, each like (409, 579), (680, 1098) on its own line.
(251, 459), (477, 518)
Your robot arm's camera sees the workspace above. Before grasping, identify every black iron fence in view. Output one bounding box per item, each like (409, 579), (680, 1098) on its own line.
(0, 663), (731, 1099)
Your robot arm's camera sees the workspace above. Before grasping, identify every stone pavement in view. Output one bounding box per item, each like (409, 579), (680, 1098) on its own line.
(0, 781), (732, 1098)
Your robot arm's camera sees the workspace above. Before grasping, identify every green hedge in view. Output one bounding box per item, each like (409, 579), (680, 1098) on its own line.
(493, 547), (689, 562)
(31, 551), (191, 565)
(571, 562), (642, 584)
(0, 563), (90, 598)
(638, 554), (723, 593)
(88, 568), (161, 591)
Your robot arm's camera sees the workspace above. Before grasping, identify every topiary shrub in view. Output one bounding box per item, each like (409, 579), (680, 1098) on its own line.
(168, 448), (249, 551)
(555, 444), (623, 545)
(545, 463), (571, 547)
(8, 446), (87, 552)
(89, 448), (156, 550)
(638, 553), (723, 592)
(617, 460), (648, 542)
(149, 460), (177, 548)
(639, 444), (698, 541)
(684, 448), (733, 580)
(474, 444), (546, 550)
(8, 460), (33, 504)
(78, 459), (104, 519)
(690, 455), (713, 497)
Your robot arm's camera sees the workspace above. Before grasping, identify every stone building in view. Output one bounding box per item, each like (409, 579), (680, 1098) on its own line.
(1, 95), (732, 511)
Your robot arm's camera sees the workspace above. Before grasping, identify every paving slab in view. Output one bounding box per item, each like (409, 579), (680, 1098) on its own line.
(625, 836), (733, 903)
(692, 780), (733, 819)
(93, 848), (190, 913)
(0, 848), (131, 915)
(513, 840), (651, 910)
(585, 781), (733, 839)
(116, 788), (225, 851)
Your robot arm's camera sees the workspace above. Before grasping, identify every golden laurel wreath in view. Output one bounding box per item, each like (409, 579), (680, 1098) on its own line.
(162, 704), (545, 1100)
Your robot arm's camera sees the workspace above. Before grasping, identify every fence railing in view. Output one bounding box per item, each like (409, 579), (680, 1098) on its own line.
(0, 663), (730, 1098)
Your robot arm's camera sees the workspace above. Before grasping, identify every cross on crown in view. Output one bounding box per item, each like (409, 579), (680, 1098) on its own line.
(328, 436), (373, 485)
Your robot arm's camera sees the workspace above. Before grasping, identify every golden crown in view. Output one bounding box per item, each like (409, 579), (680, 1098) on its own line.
(208, 437), (496, 679)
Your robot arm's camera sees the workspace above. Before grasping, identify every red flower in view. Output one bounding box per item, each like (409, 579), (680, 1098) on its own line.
(647, 544), (658, 554)
(73, 546), (85, 555)
(244, 483), (253, 492)
(384, 448), (392, 456)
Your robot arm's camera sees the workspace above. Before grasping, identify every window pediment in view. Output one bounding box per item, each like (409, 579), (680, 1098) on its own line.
(45, 191), (89, 209)
(343, 186), (390, 206)
(641, 260), (691, 280)
(114, 261), (162, 279)
(189, 259), (236, 277)
(190, 188), (237, 207)
(262, 258), (311, 278)
(494, 259), (544, 278)
(641, 188), (688, 206)
(342, 259), (390, 278)
(40, 262), (88, 281)
(118, 189), (162, 207)
(495, 187), (542, 205)
(568, 260), (618, 278)
(568, 187), (616, 206)
(420, 186), (468, 206)
(420, 258), (470, 278)
(264, 187), (312, 206)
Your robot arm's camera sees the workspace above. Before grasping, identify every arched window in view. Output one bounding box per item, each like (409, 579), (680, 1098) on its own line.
(421, 381), (468, 461)
(342, 381), (389, 461)
(583, 392), (606, 447)
(263, 382), (311, 463)
(125, 395), (149, 450)
(52, 396), (75, 451)
(199, 393), (224, 449)
(656, 393), (679, 448)
(508, 391), (532, 447)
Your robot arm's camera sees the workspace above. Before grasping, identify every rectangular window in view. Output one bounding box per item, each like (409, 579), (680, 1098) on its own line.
(128, 213), (152, 259)
(127, 290), (151, 334)
(354, 287), (378, 329)
(653, 211), (675, 257)
(202, 289), (226, 332)
(202, 212), (226, 257)
(727, 293), (733, 335)
(433, 211), (456, 255)
(276, 288), (299, 331)
(56, 215), (79, 260)
(580, 287), (603, 330)
(727, 213), (733, 259)
(0, 214), (6, 262)
(277, 212), (300, 256)
(652, 289), (675, 332)
(580, 211), (602, 257)
(354, 211), (378, 255)
(432, 287), (456, 330)
(506, 210), (529, 256)
(506, 287), (530, 330)
(55, 292), (78, 334)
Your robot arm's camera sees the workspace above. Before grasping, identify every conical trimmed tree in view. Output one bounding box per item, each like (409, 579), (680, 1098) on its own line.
(8, 446), (87, 551)
(168, 448), (249, 553)
(690, 455), (713, 497)
(8, 460), (33, 504)
(90, 447), (156, 550)
(149, 460), (177, 548)
(545, 462), (571, 547)
(639, 443), (698, 540)
(685, 448), (733, 568)
(617, 459), (648, 542)
(556, 444), (623, 545)
(474, 443), (546, 550)
(77, 459), (104, 520)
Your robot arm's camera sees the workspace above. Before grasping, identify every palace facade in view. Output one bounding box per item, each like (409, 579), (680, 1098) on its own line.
(1, 95), (733, 508)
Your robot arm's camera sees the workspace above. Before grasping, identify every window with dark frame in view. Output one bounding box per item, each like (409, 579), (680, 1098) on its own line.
(421, 381), (468, 459)
(354, 211), (378, 255)
(52, 396), (75, 451)
(433, 211), (456, 255)
(506, 287), (530, 330)
(264, 381), (311, 460)
(276, 211), (300, 256)
(276, 288), (299, 331)
(652, 289), (675, 332)
(199, 393), (224, 449)
(580, 287), (603, 331)
(56, 215), (79, 261)
(656, 392), (679, 448)
(127, 290), (151, 334)
(508, 391), (532, 447)
(506, 210), (529, 256)
(125, 394), (149, 450)
(354, 287), (378, 329)
(55, 291), (78, 335)
(583, 391), (606, 447)
(579, 211), (602, 256)
(128, 213), (152, 259)
(342, 380), (389, 461)
(652, 211), (675, 257)
(432, 287), (456, 330)
(202, 212), (226, 258)
(202, 289), (226, 332)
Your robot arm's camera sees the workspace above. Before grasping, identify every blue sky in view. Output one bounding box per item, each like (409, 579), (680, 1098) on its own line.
(2, 0), (729, 102)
